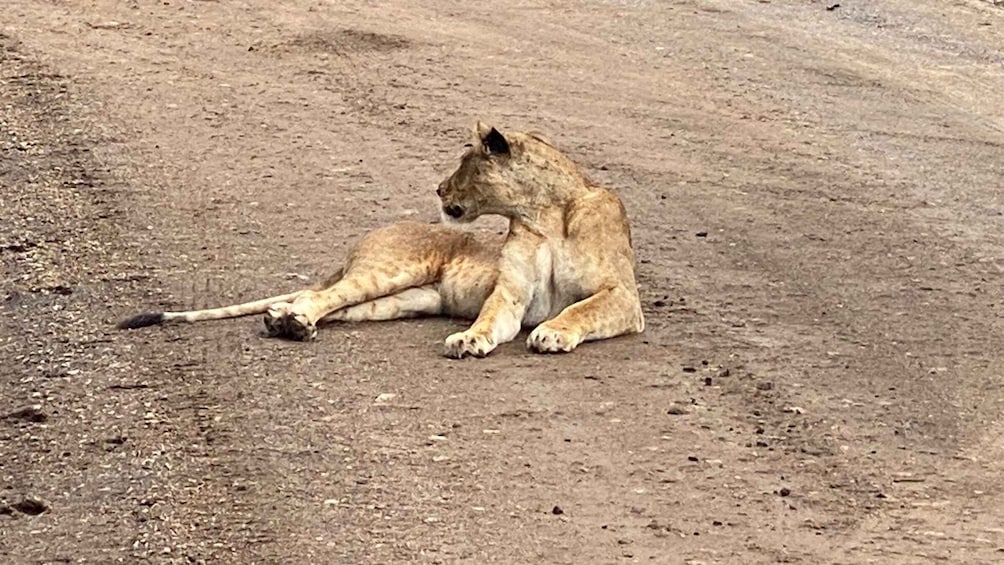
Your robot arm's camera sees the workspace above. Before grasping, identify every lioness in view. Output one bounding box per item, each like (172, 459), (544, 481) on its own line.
(118, 123), (644, 357)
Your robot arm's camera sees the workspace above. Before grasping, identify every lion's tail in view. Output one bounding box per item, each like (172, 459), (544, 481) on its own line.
(116, 290), (307, 329)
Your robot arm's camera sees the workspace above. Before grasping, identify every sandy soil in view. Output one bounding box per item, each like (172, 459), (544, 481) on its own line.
(2, 1), (1004, 563)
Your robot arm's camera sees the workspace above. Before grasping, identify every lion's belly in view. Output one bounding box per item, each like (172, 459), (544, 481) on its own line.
(439, 253), (498, 320)
(523, 244), (584, 327)
(523, 294), (553, 327)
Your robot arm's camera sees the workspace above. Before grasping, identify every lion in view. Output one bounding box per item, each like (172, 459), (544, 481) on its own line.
(117, 122), (644, 357)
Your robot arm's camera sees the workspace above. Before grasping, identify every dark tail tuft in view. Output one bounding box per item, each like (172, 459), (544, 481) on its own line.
(117, 312), (165, 330)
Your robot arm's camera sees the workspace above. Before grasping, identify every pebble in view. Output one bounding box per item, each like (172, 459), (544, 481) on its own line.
(2, 405), (46, 423)
(12, 496), (48, 515)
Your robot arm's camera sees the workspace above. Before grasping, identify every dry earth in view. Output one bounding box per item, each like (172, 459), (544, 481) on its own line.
(2, 1), (1004, 563)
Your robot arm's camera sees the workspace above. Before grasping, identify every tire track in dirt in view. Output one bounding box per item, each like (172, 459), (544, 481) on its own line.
(631, 2), (1004, 560)
(0, 31), (265, 562)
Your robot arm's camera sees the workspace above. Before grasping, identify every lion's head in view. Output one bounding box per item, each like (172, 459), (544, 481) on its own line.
(436, 122), (583, 223)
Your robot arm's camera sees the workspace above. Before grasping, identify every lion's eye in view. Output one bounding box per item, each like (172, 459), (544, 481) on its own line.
(463, 143), (473, 148)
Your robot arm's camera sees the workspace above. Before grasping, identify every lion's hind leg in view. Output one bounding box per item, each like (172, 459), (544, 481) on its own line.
(320, 285), (442, 323)
(265, 264), (436, 341)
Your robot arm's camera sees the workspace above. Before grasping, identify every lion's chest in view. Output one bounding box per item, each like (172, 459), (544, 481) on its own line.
(523, 241), (587, 327)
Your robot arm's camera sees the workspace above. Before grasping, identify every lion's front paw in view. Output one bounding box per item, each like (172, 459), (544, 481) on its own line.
(444, 330), (496, 359)
(527, 324), (581, 354)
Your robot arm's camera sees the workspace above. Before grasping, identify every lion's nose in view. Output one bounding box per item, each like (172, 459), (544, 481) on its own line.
(444, 205), (463, 218)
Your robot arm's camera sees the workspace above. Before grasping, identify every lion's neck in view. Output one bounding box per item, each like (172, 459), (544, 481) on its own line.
(509, 184), (597, 237)
(496, 151), (596, 233)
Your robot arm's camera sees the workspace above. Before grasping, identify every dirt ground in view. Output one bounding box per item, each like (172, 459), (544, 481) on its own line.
(2, 1), (1004, 563)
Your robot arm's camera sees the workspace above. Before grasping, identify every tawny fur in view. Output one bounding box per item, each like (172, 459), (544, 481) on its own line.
(117, 122), (644, 357)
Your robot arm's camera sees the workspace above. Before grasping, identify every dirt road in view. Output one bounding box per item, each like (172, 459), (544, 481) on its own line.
(2, 1), (1004, 563)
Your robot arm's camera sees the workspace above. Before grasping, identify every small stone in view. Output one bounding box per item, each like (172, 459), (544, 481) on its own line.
(2, 405), (46, 423)
(653, 300), (667, 308)
(551, 505), (564, 515)
(666, 405), (689, 415)
(779, 488), (791, 497)
(687, 455), (699, 462)
(12, 496), (48, 515)
(49, 285), (73, 296)
(695, 231), (708, 238)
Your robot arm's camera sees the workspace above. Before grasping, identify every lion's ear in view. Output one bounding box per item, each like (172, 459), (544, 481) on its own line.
(480, 126), (511, 156)
(474, 121), (493, 140)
